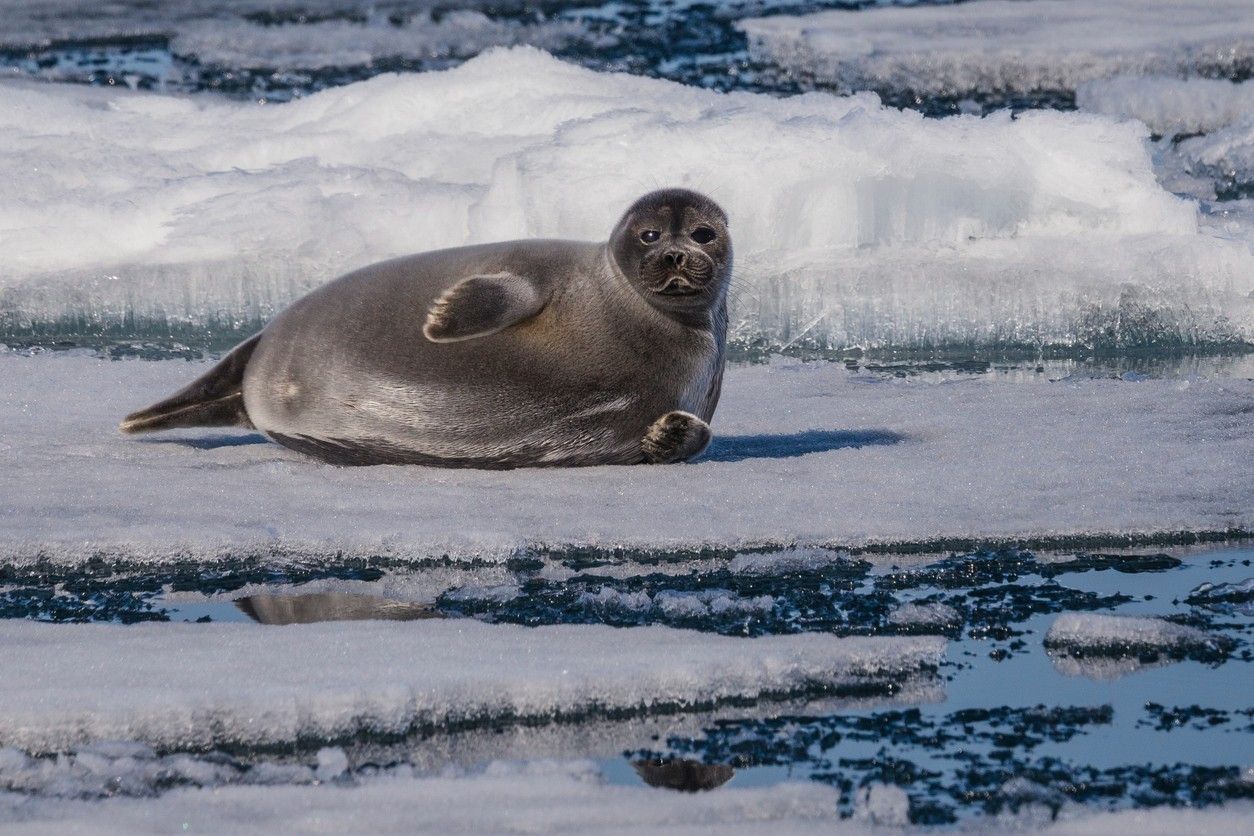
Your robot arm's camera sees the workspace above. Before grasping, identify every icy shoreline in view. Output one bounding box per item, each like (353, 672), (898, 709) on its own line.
(3, 351), (1250, 565)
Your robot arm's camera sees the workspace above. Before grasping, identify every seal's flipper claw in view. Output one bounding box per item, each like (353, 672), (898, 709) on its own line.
(423, 272), (548, 343)
(642, 411), (711, 464)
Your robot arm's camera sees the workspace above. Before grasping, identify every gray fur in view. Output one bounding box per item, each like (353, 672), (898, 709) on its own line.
(121, 188), (732, 468)
(642, 411), (713, 464)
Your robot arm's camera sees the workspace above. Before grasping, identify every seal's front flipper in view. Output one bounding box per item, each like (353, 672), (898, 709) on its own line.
(642, 411), (712, 464)
(119, 334), (260, 434)
(423, 273), (548, 343)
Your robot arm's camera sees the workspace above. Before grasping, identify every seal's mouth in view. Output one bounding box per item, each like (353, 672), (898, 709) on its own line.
(654, 274), (703, 296)
(642, 251), (715, 298)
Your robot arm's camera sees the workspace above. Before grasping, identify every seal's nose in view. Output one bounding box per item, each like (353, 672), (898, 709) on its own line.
(663, 251), (686, 269)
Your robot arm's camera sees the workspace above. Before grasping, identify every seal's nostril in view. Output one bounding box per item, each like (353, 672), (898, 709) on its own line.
(664, 251), (686, 268)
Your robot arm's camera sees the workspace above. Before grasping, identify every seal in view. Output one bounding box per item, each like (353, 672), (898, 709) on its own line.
(120, 188), (732, 468)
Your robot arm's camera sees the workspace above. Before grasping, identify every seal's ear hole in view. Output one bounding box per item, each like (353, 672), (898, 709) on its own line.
(640, 230), (661, 244)
(691, 227), (717, 244)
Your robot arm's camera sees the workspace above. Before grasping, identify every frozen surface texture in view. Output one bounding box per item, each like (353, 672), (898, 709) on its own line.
(1, 762), (849, 834)
(2, 764), (1249, 834)
(2, 48), (1250, 350)
(1044, 613), (1229, 658)
(170, 13), (587, 71)
(1178, 119), (1254, 195)
(1076, 78), (1254, 203)
(2, 352), (1251, 564)
(1077, 77), (1254, 137)
(0, 0), (517, 50)
(0, 618), (943, 753)
(739, 0), (1254, 96)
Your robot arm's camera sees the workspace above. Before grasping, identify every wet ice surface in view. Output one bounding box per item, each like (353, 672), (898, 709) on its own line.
(1, 542), (1249, 825)
(1, 349), (1250, 825)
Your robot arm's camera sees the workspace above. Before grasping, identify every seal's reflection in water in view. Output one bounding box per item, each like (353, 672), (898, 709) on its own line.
(235, 592), (442, 625)
(632, 758), (735, 792)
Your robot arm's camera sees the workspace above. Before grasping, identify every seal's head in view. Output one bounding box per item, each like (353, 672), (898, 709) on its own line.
(609, 188), (732, 320)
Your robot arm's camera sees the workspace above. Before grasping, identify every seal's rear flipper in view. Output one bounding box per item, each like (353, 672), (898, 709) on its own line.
(119, 334), (262, 434)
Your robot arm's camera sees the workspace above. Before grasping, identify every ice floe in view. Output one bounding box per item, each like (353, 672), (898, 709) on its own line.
(0, 618), (943, 753)
(887, 602), (961, 632)
(1077, 77), (1254, 137)
(2, 760), (1250, 834)
(1, 760), (848, 833)
(1044, 612), (1233, 665)
(739, 0), (1254, 96)
(1177, 119), (1254, 197)
(170, 13), (588, 72)
(1187, 577), (1254, 616)
(0, 0), (551, 52)
(1075, 77), (1254, 204)
(2, 351), (1251, 564)
(2, 48), (1250, 350)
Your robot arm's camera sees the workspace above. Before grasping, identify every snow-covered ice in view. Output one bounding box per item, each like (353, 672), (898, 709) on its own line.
(170, 13), (587, 72)
(0, 0), (567, 55)
(739, 0), (1254, 96)
(1044, 613), (1231, 659)
(3, 48), (1250, 350)
(2, 762), (1250, 834)
(1, 762), (848, 833)
(852, 782), (910, 826)
(1188, 577), (1254, 616)
(0, 618), (943, 753)
(887, 602), (961, 631)
(2, 351), (1251, 564)
(1074, 77), (1254, 204)
(1177, 119), (1254, 194)
(577, 588), (777, 620)
(1077, 78), (1254, 137)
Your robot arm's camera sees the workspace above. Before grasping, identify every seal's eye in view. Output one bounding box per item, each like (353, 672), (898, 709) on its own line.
(639, 230), (661, 244)
(691, 227), (717, 244)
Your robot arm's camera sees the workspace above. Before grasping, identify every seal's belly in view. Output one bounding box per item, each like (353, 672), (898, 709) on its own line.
(247, 364), (673, 467)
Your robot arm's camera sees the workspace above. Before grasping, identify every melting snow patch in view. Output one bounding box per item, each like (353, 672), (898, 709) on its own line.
(739, 0), (1254, 96)
(0, 619), (944, 754)
(1, 48), (1250, 350)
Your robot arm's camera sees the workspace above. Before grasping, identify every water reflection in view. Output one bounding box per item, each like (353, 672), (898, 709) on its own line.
(1046, 650), (1178, 681)
(235, 592), (442, 625)
(632, 758), (735, 792)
